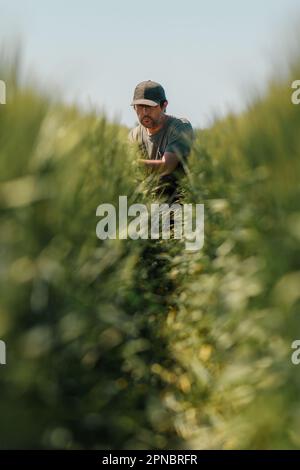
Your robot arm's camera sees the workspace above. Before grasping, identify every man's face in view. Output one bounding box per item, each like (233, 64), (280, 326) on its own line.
(134, 102), (167, 129)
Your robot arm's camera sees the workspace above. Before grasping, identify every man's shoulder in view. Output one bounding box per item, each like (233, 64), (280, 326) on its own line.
(166, 116), (194, 143)
(167, 115), (193, 132)
(128, 116), (194, 142)
(164, 115), (194, 160)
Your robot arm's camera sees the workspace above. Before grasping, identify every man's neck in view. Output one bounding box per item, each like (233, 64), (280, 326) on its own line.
(146, 114), (169, 136)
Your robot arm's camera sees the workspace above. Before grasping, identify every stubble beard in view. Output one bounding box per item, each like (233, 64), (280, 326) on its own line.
(141, 114), (165, 129)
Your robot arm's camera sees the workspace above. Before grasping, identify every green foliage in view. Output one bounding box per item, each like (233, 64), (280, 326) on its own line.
(165, 61), (300, 449)
(0, 55), (300, 449)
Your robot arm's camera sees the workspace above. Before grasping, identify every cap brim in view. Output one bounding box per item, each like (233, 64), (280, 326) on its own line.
(131, 99), (159, 107)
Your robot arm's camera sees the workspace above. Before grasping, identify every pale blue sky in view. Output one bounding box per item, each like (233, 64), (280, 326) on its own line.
(0, 0), (299, 127)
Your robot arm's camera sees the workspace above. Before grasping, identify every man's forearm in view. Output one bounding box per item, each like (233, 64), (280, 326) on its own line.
(138, 154), (179, 176)
(138, 159), (166, 173)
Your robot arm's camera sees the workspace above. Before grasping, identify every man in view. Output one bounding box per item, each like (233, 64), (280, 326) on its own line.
(128, 80), (194, 203)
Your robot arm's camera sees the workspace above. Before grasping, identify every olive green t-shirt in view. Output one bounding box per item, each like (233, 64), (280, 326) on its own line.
(128, 115), (194, 202)
(128, 115), (194, 168)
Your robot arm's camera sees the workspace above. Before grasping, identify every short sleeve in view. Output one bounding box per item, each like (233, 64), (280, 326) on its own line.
(165, 121), (194, 161)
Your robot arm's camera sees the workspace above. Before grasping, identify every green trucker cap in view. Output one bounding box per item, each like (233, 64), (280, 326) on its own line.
(131, 80), (167, 106)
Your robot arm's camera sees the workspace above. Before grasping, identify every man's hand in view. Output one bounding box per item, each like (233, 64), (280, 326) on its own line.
(138, 152), (179, 176)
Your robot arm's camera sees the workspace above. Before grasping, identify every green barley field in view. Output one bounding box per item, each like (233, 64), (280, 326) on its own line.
(0, 51), (300, 449)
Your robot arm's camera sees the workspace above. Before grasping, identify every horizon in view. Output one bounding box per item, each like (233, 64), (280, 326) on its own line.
(1, 0), (300, 128)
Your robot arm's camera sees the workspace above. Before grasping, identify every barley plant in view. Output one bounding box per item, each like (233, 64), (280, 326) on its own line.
(0, 50), (299, 449)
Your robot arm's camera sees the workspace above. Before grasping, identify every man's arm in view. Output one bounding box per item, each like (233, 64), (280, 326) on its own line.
(138, 152), (179, 176)
(138, 121), (194, 175)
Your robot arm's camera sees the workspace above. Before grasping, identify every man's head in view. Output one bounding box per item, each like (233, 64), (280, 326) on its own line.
(131, 80), (168, 129)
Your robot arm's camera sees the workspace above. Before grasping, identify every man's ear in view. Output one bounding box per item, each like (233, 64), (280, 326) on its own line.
(163, 100), (168, 112)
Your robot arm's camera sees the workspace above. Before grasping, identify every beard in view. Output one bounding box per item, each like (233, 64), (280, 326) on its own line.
(141, 116), (159, 128)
